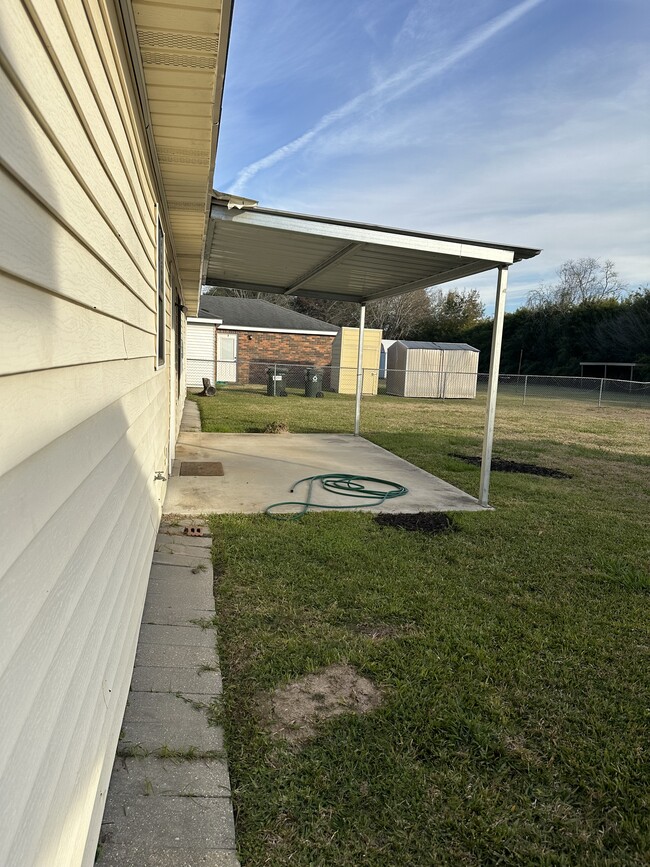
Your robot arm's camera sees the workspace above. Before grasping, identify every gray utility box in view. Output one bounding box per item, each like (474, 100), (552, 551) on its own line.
(304, 367), (324, 398)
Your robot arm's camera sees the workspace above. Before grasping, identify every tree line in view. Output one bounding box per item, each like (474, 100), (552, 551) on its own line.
(205, 258), (650, 380)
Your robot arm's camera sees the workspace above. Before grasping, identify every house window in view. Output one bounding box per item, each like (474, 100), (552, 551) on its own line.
(156, 215), (165, 368)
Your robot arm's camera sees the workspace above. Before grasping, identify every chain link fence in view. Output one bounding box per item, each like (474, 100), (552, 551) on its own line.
(221, 362), (649, 409)
(476, 373), (650, 408)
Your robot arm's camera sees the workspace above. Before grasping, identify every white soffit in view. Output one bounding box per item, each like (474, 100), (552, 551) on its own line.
(203, 194), (541, 304)
(123, 0), (233, 313)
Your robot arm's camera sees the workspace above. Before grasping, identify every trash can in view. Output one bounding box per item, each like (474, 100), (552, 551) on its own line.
(304, 367), (324, 398)
(266, 366), (288, 396)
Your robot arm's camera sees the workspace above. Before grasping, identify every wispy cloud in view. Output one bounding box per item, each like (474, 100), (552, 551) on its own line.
(231, 0), (547, 193)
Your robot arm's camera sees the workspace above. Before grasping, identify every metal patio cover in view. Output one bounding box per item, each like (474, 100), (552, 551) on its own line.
(203, 192), (540, 304)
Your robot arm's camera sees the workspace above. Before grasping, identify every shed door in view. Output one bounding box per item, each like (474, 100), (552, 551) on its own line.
(186, 323), (215, 387)
(217, 333), (238, 382)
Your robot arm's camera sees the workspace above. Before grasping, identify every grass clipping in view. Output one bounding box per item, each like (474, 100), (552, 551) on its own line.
(260, 664), (382, 744)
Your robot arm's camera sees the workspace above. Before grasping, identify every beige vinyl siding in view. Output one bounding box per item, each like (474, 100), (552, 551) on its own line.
(331, 327), (382, 395)
(0, 1), (178, 864)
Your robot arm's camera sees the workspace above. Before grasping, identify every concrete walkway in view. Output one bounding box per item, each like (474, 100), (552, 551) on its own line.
(164, 432), (486, 516)
(98, 519), (239, 867)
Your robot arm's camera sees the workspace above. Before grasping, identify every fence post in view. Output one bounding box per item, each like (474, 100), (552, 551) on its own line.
(598, 378), (604, 408)
(273, 362), (277, 397)
(523, 375), (528, 406)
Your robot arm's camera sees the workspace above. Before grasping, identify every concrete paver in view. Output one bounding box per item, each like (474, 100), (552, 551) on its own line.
(121, 692), (223, 753)
(130, 664), (221, 695)
(155, 540), (214, 558)
(144, 577), (214, 610)
(130, 665), (222, 695)
(135, 643), (216, 669)
(157, 528), (212, 547)
(99, 495), (238, 866)
(152, 550), (214, 567)
(102, 795), (235, 848)
(180, 399), (202, 433)
(98, 847), (240, 867)
(141, 602), (215, 627)
(108, 757), (231, 798)
(137, 624), (216, 647)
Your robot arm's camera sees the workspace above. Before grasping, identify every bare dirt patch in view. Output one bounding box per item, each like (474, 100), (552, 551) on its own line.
(450, 453), (572, 479)
(260, 664), (382, 744)
(351, 622), (420, 641)
(374, 512), (457, 534)
(264, 421), (289, 434)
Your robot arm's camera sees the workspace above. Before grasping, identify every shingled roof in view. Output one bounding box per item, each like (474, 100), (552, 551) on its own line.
(198, 295), (338, 333)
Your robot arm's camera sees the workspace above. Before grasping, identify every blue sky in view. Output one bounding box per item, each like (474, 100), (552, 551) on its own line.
(214, 0), (650, 313)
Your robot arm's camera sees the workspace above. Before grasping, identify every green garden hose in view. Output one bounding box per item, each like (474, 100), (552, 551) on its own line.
(265, 473), (409, 519)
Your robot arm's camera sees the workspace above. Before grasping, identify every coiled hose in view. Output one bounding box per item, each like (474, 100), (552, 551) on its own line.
(265, 473), (409, 520)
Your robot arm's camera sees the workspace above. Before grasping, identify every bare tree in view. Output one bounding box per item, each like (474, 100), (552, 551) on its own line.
(366, 289), (431, 339)
(291, 297), (359, 326)
(203, 286), (294, 308)
(527, 258), (626, 309)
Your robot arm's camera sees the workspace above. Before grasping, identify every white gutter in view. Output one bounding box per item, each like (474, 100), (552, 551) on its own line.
(187, 317), (223, 325)
(214, 325), (338, 336)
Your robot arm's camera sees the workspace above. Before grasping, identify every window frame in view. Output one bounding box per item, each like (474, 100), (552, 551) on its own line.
(156, 212), (166, 369)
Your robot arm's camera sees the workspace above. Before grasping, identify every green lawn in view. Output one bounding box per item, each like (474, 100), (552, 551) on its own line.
(192, 388), (649, 865)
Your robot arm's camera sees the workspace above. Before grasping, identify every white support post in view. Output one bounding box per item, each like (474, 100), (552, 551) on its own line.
(354, 303), (366, 436)
(479, 266), (509, 507)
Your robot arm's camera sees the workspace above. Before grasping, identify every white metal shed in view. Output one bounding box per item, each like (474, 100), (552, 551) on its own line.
(386, 341), (480, 398)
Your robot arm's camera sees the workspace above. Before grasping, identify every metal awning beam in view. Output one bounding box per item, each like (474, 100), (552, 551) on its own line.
(284, 242), (363, 293)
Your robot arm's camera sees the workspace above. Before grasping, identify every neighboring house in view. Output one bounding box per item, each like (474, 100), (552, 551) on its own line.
(187, 296), (339, 386)
(0, 2), (231, 864)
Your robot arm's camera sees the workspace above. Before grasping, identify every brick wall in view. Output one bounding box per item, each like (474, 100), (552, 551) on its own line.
(220, 330), (336, 385)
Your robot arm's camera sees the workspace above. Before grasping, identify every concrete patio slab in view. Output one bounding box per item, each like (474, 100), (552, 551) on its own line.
(164, 432), (485, 515)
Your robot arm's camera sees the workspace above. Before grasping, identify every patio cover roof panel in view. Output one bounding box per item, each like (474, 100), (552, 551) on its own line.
(205, 221), (345, 286)
(203, 194), (540, 303)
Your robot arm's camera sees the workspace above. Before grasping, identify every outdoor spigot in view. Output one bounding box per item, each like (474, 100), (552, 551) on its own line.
(154, 471), (166, 481)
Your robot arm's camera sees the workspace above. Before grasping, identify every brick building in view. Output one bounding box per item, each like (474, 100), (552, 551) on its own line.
(187, 295), (338, 387)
